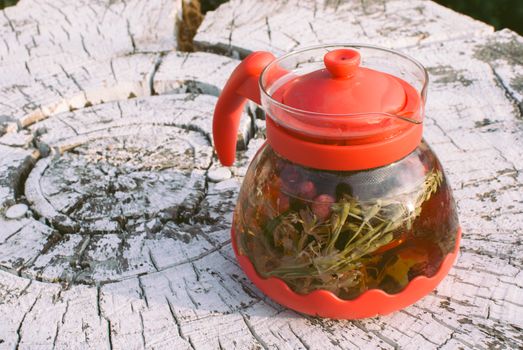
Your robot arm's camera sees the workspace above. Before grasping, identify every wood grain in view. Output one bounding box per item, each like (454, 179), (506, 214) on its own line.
(0, 0), (522, 349)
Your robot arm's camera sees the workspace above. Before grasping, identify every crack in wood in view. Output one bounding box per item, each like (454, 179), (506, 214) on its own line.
(435, 330), (457, 350)
(475, 294), (523, 308)
(51, 320), (60, 350)
(183, 277), (200, 309)
(288, 324), (311, 350)
(125, 19), (136, 53)
(106, 318), (114, 350)
(452, 264), (518, 278)
(227, 11), (235, 52)
(490, 63), (523, 119)
(61, 300), (69, 324)
(1, 10), (18, 41)
(79, 35), (92, 59)
(95, 286), (102, 317)
(2, 221), (29, 243)
(241, 313), (270, 350)
(265, 16), (271, 43)
(137, 276), (149, 308)
(165, 296), (195, 349)
(147, 248), (159, 271)
(16, 279), (32, 297)
(139, 311), (146, 349)
(217, 337), (225, 350)
(14, 293), (40, 350)
(413, 305), (479, 349)
(352, 320), (399, 349)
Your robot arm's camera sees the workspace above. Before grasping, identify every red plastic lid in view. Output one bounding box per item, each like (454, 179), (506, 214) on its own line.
(277, 49), (407, 114)
(279, 49), (407, 115)
(265, 48), (423, 146)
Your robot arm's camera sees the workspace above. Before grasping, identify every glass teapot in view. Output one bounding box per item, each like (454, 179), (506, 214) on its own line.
(213, 45), (460, 319)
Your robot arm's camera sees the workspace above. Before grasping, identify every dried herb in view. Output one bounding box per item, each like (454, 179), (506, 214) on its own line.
(235, 147), (457, 299)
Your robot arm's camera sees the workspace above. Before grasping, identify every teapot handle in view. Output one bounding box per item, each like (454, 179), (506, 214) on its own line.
(213, 51), (275, 166)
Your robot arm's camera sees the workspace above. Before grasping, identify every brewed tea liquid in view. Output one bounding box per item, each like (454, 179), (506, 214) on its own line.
(234, 141), (459, 300)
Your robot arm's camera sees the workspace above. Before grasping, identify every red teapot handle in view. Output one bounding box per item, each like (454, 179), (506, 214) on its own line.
(213, 51), (275, 166)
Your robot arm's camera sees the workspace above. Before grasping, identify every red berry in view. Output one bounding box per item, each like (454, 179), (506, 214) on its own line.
(312, 194), (335, 221)
(297, 181), (317, 200)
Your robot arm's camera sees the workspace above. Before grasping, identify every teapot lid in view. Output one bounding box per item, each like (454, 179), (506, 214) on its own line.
(212, 45), (427, 170)
(273, 49), (407, 116)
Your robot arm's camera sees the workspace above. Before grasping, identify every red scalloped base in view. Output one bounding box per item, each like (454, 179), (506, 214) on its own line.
(232, 227), (461, 319)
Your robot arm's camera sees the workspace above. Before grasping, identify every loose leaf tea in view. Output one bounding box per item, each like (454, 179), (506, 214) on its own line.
(234, 143), (459, 300)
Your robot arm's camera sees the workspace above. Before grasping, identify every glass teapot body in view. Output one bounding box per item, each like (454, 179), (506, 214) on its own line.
(213, 44), (460, 318)
(234, 141), (459, 301)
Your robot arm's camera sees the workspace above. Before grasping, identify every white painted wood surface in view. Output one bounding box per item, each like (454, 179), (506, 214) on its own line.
(0, 0), (522, 349)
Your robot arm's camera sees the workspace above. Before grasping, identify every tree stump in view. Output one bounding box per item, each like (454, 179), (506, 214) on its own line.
(0, 0), (522, 348)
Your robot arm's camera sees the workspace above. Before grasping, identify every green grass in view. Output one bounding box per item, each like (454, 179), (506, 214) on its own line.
(0, 0), (17, 10)
(435, 0), (523, 35)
